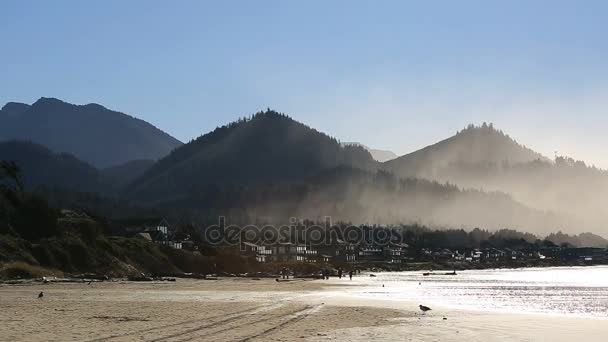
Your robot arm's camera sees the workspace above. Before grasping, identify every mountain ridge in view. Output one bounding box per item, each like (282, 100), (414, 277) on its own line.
(0, 97), (183, 168)
(384, 123), (547, 179)
(127, 109), (377, 200)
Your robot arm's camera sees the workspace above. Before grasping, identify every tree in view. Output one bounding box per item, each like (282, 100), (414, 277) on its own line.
(10, 194), (59, 241)
(0, 161), (25, 196)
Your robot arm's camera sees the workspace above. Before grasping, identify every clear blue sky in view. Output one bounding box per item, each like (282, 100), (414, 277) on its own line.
(2, 0), (607, 167)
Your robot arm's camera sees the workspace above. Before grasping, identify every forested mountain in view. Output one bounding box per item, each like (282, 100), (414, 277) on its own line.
(384, 123), (546, 179)
(1, 102), (604, 237)
(127, 110), (377, 200)
(101, 159), (155, 188)
(342, 142), (398, 162)
(383, 124), (608, 232)
(0, 141), (105, 193)
(0, 98), (182, 168)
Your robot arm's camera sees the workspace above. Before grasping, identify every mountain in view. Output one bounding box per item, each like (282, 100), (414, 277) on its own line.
(342, 142), (398, 162)
(0, 140), (105, 193)
(124, 113), (579, 235)
(128, 110), (377, 200)
(384, 123), (546, 179)
(383, 123), (608, 234)
(1, 106), (600, 236)
(0, 98), (182, 168)
(101, 159), (155, 188)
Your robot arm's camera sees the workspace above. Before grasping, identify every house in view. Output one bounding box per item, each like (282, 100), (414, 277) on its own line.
(503, 248), (527, 260)
(358, 245), (385, 262)
(452, 250), (466, 261)
(241, 242), (272, 262)
(539, 247), (561, 260)
(562, 247), (606, 262)
(482, 248), (506, 261)
(384, 243), (409, 263)
(296, 245), (318, 262)
(122, 218), (171, 241)
(471, 249), (483, 262)
(269, 242), (298, 262)
(320, 254), (333, 263)
(432, 248), (454, 260)
(167, 241), (183, 249)
(333, 239), (357, 263)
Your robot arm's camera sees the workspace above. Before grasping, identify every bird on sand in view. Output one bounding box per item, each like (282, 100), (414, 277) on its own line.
(419, 305), (431, 313)
(38, 291), (44, 299)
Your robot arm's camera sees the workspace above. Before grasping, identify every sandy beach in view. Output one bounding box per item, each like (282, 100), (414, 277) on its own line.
(1, 277), (607, 342)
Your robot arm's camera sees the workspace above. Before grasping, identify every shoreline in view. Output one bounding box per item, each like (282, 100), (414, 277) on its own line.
(1, 277), (607, 341)
(3, 263), (606, 285)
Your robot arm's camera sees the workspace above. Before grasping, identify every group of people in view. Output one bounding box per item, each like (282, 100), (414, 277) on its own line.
(280, 267), (290, 279)
(280, 267), (362, 280)
(322, 267), (360, 280)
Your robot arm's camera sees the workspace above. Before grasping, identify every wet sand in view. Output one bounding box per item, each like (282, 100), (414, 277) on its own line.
(0, 278), (606, 341)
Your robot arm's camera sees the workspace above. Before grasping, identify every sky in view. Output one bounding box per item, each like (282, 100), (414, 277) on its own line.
(2, 0), (608, 167)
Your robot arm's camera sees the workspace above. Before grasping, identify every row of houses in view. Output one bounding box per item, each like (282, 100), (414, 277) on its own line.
(241, 240), (410, 264)
(113, 218), (607, 265)
(422, 247), (608, 263)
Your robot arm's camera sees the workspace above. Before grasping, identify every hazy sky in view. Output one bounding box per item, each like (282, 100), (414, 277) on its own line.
(2, 1), (607, 167)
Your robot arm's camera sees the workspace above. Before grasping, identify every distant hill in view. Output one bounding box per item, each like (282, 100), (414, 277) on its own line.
(0, 140), (105, 193)
(342, 142), (398, 162)
(128, 110), (377, 200)
(383, 123), (608, 235)
(546, 232), (608, 248)
(0, 98), (182, 168)
(384, 123), (546, 179)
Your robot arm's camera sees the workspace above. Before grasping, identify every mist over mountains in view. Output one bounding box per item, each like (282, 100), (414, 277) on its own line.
(1, 98), (606, 238)
(384, 123), (608, 232)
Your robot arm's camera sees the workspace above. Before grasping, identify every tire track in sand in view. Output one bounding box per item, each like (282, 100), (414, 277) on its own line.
(171, 304), (323, 342)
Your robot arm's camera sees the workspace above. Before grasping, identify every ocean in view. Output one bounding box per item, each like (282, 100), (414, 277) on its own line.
(347, 266), (608, 318)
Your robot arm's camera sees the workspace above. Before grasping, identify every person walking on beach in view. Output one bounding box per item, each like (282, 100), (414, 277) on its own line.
(349, 270), (353, 280)
(338, 268), (343, 279)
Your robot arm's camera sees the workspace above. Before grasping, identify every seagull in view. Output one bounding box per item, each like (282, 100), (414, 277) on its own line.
(419, 305), (431, 313)
(38, 291), (44, 299)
